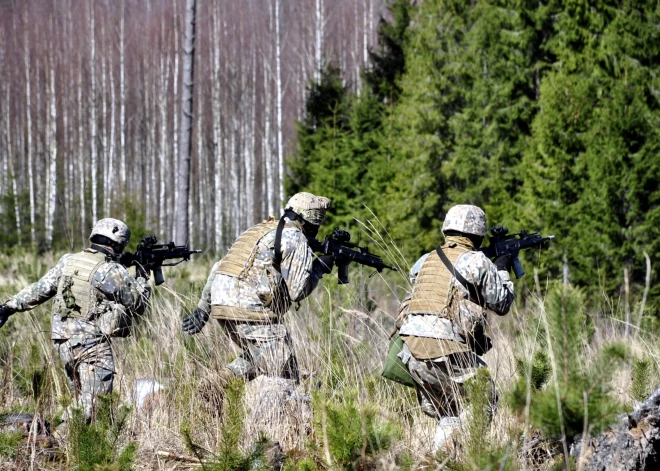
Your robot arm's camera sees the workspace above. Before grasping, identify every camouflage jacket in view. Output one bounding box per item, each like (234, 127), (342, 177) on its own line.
(4, 249), (151, 341)
(197, 225), (326, 318)
(399, 236), (514, 341)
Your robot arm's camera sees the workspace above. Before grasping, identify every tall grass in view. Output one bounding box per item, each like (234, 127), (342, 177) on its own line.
(0, 245), (658, 470)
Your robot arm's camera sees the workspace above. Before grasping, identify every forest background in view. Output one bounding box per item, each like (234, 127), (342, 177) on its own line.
(1, 0), (659, 317)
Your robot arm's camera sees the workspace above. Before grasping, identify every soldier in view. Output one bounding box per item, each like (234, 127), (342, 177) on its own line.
(0, 218), (151, 429)
(182, 192), (333, 385)
(394, 204), (514, 449)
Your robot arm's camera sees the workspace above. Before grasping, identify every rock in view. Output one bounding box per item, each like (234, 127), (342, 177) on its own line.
(243, 376), (312, 451)
(572, 386), (660, 470)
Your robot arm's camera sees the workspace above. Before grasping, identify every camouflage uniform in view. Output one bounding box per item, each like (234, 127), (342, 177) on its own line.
(196, 222), (326, 381)
(396, 205), (514, 423)
(188, 192), (332, 384)
(3, 249), (151, 420)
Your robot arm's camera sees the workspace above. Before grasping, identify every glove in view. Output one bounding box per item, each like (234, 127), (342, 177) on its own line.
(494, 254), (513, 272)
(182, 308), (210, 335)
(0, 304), (16, 329)
(316, 255), (335, 274)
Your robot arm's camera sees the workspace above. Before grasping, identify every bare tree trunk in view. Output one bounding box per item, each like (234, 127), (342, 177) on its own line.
(212, 3), (223, 252)
(5, 85), (21, 244)
(45, 50), (57, 248)
(158, 16), (170, 236)
(315, 0), (323, 82)
(175, 0), (197, 245)
(119, 0), (127, 208)
(275, 0), (284, 207)
(172, 0), (181, 240)
(101, 21), (108, 217)
(108, 57), (116, 217)
(24, 5), (36, 245)
(89, 3), (98, 224)
(77, 61), (86, 243)
(263, 64), (273, 217)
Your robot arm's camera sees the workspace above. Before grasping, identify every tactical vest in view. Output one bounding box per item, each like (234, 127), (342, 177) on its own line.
(212, 217), (302, 321)
(407, 242), (471, 316)
(56, 250), (107, 319)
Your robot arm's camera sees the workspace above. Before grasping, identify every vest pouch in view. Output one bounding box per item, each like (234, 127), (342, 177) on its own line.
(97, 303), (132, 338)
(381, 334), (416, 388)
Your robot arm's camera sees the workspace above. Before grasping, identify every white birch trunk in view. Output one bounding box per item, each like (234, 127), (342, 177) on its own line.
(212, 4), (223, 251)
(45, 61), (57, 248)
(158, 19), (170, 235)
(275, 0), (284, 206)
(89, 4), (98, 224)
(173, 0), (181, 238)
(119, 0), (127, 204)
(108, 57), (116, 217)
(6, 85), (21, 244)
(24, 6), (36, 245)
(78, 62), (86, 242)
(175, 0), (197, 245)
(315, 0), (324, 82)
(263, 64), (272, 217)
(101, 24), (109, 217)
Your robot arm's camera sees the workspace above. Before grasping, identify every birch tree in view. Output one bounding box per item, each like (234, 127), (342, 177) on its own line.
(175, 0), (197, 245)
(89, 3), (98, 224)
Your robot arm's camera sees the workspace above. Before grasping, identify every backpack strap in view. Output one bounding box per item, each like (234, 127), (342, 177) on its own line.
(436, 247), (485, 307)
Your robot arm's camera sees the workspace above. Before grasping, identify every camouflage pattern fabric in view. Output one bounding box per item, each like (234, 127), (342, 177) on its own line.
(219, 320), (298, 380)
(398, 235), (512, 420)
(404, 349), (494, 419)
(198, 226), (325, 316)
(399, 236), (514, 342)
(55, 338), (114, 421)
(3, 248), (151, 421)
(89, 218), (131, 247)
(197, 223), (326, 380)
(286, 192), (332, 225)
(441, 205), (487, 236)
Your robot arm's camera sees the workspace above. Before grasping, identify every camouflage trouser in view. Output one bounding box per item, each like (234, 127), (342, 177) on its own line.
(217, 320), (298, 381)
(406, 352), (492, 419)
(54, 338), (114, 422)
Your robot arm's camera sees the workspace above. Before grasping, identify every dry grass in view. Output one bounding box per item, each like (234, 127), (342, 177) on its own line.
(0, 247), (659, 470)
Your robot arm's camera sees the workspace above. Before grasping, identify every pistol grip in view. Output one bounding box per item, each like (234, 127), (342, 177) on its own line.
(338, 264), (349, 285)
(512, 256), (525, 279)
(154, 267), (165, 286)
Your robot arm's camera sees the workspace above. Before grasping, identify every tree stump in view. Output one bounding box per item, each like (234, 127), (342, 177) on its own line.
(572, 386), (660, 470)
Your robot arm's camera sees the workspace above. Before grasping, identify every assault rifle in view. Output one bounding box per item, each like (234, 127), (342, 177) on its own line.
(478, 225), (554, 279)
(307, 228), (398, 284)
(119, 236), (201, 285)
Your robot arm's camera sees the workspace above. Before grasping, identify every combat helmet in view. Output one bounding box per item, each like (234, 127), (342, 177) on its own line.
(285, 192), (332, 226)
(441, 205), (487, 237)
(89, 218), (131, 251)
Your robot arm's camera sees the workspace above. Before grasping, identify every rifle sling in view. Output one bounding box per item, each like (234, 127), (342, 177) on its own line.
(274, 210), (302, 270)
(436, 247), (485, 307)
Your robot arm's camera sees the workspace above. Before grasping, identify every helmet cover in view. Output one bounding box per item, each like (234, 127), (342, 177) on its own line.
(441, 205), (487, 236)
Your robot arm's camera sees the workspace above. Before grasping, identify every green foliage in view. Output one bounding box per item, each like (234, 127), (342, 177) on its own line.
(509, 286), (626, 445)
(67, 393), (136, 471)
(631, 356), (655, 403)
(436, 369), (516, 471)
(0, 430), (23, 459)
(312, 390), (398, 469)
(182, 379), (274, 471)
(289, 0), (660, 313)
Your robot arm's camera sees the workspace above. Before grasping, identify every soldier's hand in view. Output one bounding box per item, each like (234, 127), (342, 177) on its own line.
(494, 254), (513, 272)
(0, 304), (15, 329)
(182, 308), (210, 335)
(315, 255), (335, 274)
